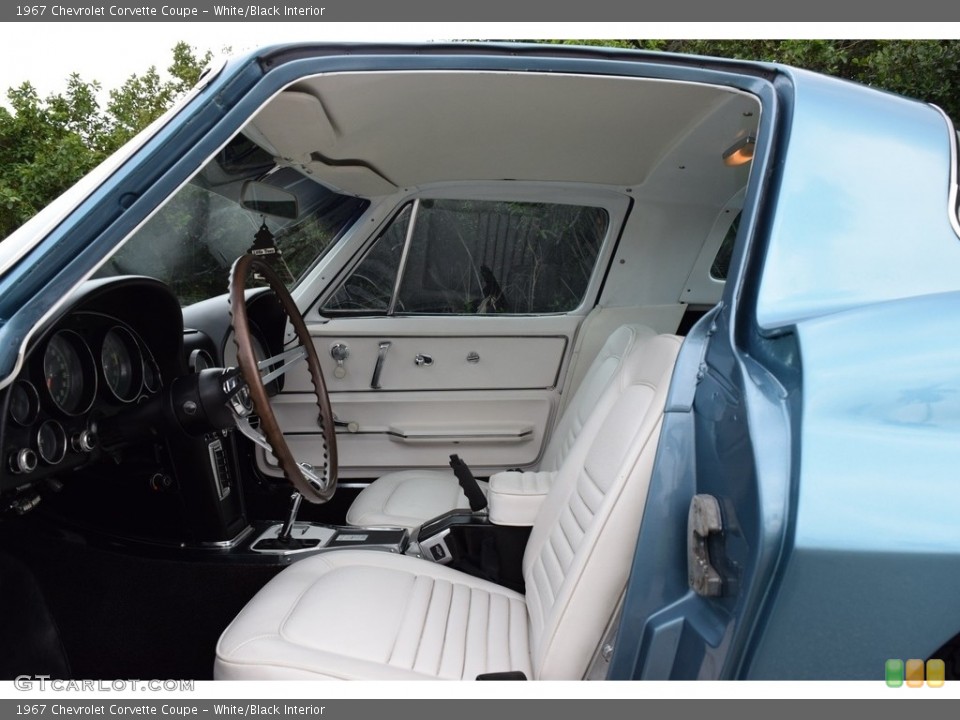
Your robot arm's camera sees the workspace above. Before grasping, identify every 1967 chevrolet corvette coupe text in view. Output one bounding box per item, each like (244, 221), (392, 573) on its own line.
(0, 42), (958, 681)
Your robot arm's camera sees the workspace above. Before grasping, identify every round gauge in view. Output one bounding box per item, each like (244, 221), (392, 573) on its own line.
(37, 420), (67, 464)
(101, 327), (143, 402)
(142, 356), (161, 393)
(189, 348), (214, 373)
(9, 380), (39, 426)
(43, 331), (96, 415)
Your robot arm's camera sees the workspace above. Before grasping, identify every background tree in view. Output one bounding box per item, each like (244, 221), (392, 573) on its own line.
(2, 40), (959, 240)
(538, 39), (960, 120)
(0, 42), (213, 238)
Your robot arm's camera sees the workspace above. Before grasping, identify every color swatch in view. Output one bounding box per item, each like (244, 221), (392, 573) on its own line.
(886, 658), (946, 687)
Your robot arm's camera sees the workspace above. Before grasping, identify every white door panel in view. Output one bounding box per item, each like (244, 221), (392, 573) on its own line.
(266, 315), (581, 477)
(283, 315), (580, 392)
(264, 189), (628, 479)
(286, 335), (566, 392)
(260, 390), (554, 478)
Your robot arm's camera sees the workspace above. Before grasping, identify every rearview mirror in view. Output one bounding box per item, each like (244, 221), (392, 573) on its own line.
(240, 181), (299, 219)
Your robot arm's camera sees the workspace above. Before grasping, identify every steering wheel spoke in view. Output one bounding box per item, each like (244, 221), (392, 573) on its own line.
(229, 255), (337, 503)
(258, 345), (307, 385)
(233, 412), (273, 454)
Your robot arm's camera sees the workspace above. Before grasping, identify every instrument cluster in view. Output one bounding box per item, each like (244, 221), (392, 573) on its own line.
(3, 312), (162, 483)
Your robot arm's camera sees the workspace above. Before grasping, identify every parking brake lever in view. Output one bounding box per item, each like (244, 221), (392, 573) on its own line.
(449, 454), (488, 512)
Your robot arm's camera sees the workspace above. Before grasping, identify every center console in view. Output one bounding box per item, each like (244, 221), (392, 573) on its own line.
(408, 510), (530, 593)
(249, 522), (408, 555)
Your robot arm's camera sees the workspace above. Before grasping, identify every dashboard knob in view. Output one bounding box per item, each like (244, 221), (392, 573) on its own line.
(8, 448), (37, 474)
(149, 473), (174, 492)
(71, 429), (97, 453)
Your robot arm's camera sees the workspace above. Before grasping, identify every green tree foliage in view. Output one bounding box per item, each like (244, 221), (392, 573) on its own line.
(2, 40), (959, 241)
(0, 42), (212, 238)
(538, 39), (960, 120)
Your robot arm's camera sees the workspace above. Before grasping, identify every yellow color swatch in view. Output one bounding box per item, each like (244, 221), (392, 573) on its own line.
(926, 659), (945, 688)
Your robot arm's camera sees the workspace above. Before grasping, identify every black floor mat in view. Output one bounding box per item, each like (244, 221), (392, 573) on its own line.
(0, 552), (71, 679)
(0, 518), (281, 680)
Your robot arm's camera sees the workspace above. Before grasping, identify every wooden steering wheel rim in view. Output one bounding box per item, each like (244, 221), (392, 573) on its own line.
(228, 254), (337, 503)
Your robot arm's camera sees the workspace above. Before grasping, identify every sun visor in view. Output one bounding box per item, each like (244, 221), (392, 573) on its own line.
(301, 158), (398, 197)
(247, 91), (336, 166)
(246, 90), (396, 196)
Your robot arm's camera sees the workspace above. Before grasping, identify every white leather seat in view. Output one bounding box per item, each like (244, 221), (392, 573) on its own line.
(215, 550), (531, 680)
(215, 332), (681, 680)
(345, 324), (658, 529)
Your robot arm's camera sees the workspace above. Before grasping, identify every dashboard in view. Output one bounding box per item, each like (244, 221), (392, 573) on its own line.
(0, 275), (287, 545)
(0, 277), (185, 494)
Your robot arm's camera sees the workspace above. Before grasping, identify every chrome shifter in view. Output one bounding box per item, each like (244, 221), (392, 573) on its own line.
(277, 492), (303, 543)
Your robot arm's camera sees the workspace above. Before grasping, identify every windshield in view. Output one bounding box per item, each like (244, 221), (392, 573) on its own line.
(95, 146), (368, 306)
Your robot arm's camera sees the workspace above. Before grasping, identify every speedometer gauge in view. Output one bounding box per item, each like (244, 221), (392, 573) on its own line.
(101, 327), (143, 402)
(43, 331), (96, 415)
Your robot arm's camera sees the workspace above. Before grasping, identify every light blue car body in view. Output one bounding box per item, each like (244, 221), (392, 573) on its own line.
(1, 44), (957, 680)
(613, 66), (960, 680)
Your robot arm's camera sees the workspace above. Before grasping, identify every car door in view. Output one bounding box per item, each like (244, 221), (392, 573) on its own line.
(260, 188), (629, 482)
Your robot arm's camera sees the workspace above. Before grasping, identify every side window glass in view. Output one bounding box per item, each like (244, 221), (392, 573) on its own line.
(323, 204), (411, 312)
(710, 211), (741, 280)
(324, 199), (607, 316)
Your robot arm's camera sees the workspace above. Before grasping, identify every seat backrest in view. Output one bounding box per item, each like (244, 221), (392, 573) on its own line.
(522, 332), (682, 679)
(539, 324), (656, 472)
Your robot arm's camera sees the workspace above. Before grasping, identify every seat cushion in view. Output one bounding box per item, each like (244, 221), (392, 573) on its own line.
(344, 470), (487, 528)
(215, 551), (530, 680)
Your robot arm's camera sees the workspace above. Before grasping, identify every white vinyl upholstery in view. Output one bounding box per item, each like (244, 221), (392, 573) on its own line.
(487, 470), (554, 526)
(524, 333), (681, 679)
(215, 331), (681, 681)
(345, 324), (656, 529)
(343, 470), (483, 528)
(215, 551), (530, 680)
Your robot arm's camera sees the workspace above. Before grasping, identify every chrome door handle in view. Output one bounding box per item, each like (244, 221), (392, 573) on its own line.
(688, 494), (724, 597)
(371, 341), (391, 389)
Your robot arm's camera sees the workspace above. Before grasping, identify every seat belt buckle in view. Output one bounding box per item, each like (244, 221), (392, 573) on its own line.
(419, 528), (453, 565)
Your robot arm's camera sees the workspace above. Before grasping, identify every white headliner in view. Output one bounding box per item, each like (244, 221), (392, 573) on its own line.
(246, 71), (759, 201)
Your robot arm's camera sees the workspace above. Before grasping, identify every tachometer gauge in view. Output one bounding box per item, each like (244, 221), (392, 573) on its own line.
(43, 331), (96, 415)
(101, 327), (143, 402)
(9, 380), (39, 426)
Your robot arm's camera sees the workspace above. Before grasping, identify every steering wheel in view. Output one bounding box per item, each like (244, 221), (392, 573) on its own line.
(228, 254), (337, 503)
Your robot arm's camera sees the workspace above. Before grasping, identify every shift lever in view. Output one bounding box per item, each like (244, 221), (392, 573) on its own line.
(252, 492), (321, 551)
(277, 492), (303, 543)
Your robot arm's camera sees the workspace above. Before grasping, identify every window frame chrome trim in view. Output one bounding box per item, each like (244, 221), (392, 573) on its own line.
(387, 199), (420, 316)
(932, 105), (960, 239)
